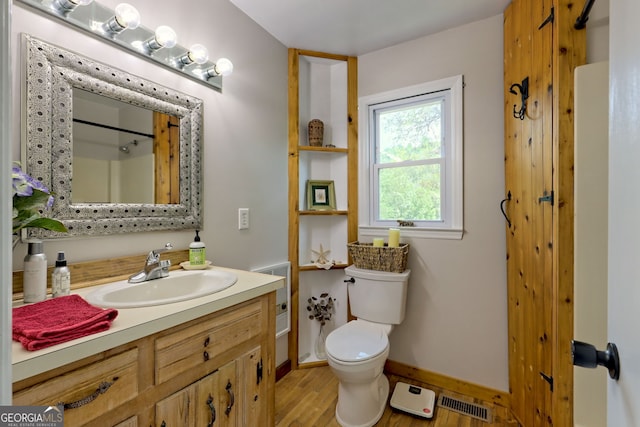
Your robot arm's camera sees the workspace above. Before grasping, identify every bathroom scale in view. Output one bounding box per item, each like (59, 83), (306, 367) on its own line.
(390, 382), (436, 419)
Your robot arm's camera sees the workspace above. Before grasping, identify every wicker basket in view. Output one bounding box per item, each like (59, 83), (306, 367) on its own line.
(347, 241), (409, 273)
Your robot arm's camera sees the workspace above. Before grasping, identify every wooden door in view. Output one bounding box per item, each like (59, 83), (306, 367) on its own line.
(504, 0), (585, 425)
(153, 112), (180, 204)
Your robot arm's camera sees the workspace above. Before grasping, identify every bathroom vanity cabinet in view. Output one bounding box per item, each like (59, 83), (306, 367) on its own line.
(287, 49), (358, 368)
(12, 293), (275, 427)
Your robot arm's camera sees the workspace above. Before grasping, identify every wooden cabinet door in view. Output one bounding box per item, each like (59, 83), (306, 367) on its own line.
(240, 346), (264, 426)
(193, 370), (222, 427)
(155, 386), (193, 426)
(156, 362), (239, 427)
(194, 360), (239, 427)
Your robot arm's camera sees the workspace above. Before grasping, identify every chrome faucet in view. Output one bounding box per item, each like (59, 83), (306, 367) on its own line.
(128, 243), (173, 283)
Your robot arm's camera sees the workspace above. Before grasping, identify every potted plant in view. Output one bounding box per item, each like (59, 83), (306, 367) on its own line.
(307, 292), (335, 359)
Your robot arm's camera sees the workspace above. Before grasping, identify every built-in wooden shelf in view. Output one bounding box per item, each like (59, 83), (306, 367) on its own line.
(288, 48), (358, 371)
(298, 263), (348, 271)
(299, 210), (348, 216)
(298, 146), (348, 153)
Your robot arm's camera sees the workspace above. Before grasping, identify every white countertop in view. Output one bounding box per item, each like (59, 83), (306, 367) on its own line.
(12, 266), (285, 383)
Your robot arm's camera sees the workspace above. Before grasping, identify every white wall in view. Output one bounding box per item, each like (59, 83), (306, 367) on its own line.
(608, 0), (640, 423)
(359, 15), (508, 391)
(574, 60), (609, 427)
(11, 0), (289, 273)
(573, 4), (611, 426)
(585, 0), (610, 64)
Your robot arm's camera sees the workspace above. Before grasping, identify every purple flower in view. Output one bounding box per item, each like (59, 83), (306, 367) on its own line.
(12, 164), (51, 197)
(12, 165), (34, 197)
(11, 162), (66, 234)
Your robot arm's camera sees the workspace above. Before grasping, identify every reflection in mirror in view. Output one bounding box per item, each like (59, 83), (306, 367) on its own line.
(73, 89), (153, 204)
(71, 90), (180, 204)
(23, 34), (202, 239)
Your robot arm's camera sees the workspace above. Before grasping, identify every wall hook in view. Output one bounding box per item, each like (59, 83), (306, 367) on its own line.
(509, 77), (529, 120)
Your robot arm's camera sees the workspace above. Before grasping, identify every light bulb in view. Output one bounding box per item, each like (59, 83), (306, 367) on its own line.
(144, 25), (177, 52)
(154, 26), (177, 49)
(187, 44), (209, 65)
(178, 44), (209, 66)
(204, 58), (234, 79)
(215, 58), (233, 76)
(114, 3), (140, 30)
(53, 0), (93, 12)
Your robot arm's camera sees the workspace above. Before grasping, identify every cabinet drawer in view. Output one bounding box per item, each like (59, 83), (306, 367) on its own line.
(13, 348), (138, 426)
(155, 299), (263, 384)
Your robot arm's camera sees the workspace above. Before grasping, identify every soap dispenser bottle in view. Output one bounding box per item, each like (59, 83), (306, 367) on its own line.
(52, 251), (71, 298)
(23, 240), (47, 303)
(189, 230), (206, 266)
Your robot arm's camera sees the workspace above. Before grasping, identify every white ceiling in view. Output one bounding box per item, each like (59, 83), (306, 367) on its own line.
(229, 0), (511, 56)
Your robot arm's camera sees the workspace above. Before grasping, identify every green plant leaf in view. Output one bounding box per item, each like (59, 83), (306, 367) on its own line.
(17, 218), (68, 233)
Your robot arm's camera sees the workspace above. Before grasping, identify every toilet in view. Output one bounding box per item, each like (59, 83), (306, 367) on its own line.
(325, 265), (411, 427)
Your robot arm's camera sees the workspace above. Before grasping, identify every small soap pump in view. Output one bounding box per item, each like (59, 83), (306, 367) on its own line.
(52, 251), (71, 298)
(189, 230), (206, 266)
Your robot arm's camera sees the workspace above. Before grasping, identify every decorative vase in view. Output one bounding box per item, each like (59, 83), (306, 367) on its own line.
(308, 119), (324, 147)
(315, 324), (327, 360)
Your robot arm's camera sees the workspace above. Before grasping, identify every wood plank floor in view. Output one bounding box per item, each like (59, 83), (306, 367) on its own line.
(275, 366), (519, 426)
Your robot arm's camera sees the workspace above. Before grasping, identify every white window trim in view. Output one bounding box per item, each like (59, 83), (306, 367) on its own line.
(358, 75), (464, 240)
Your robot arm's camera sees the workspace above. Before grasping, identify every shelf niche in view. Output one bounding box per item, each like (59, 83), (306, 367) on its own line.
(288, 49), (358, 370)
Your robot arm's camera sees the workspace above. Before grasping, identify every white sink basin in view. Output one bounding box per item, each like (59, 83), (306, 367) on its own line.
(86, 269), (238, 308)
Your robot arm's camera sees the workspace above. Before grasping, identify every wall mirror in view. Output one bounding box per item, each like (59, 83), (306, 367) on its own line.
(22, 34), (203, 239)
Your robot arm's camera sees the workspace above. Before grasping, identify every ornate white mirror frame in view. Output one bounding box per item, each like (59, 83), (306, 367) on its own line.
(22, 34), (203, 239)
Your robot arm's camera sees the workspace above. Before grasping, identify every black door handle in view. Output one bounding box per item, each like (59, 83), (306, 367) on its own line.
(572, 340), (620, 380)
(344, 277), (355, 283)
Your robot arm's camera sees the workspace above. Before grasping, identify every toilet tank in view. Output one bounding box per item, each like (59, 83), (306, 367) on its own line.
(345, 265), (411, 325)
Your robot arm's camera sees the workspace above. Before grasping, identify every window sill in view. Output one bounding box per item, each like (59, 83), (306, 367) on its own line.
(358, 226), (463, 241)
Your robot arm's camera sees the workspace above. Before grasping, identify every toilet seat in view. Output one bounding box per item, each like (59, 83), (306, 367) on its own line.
(326, 321), (389, 363)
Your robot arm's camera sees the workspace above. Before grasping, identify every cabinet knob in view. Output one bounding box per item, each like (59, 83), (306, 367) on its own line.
(203, 351), (209, 362)
(204, 336), (210, 347)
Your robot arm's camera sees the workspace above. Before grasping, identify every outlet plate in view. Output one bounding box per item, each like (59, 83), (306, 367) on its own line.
(238, 208), (249, 230)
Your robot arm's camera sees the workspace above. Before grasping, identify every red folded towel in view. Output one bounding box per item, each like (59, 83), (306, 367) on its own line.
(13, 294), (118, 351)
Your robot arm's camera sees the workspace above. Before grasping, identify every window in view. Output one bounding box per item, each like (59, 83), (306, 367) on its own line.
(358, 75), (463, 239)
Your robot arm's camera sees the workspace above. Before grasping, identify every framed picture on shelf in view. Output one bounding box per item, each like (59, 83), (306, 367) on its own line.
(306, 180), (336, 211)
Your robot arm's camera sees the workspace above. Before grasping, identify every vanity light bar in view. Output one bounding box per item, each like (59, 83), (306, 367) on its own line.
(17, 0), (231, 92)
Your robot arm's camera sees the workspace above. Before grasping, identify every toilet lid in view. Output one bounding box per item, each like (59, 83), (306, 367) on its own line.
(326, 321), (389, 362)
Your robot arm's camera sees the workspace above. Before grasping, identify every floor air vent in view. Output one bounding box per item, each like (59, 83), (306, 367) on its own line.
(437, 394), (492, 423)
